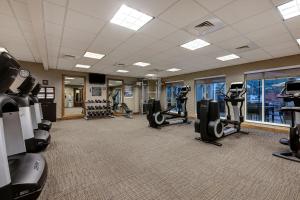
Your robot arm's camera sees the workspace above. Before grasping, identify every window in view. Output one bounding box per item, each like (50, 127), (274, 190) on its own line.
(166, 81), (184, 112)
(195, 77), (226, 117)
(246, 80), (262, 121)
(245, 68), (300, 125)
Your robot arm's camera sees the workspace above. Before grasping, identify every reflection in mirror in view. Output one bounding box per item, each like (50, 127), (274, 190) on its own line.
(108, 80), (123, 113)
(63, 76), (85, 117)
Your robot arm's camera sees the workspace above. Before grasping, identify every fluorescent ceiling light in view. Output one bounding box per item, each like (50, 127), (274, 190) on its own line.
(117, 69), (129, 73)
(181, 39), (210, 50)
(75, 64), (91, 69)
(65, 77), (75, 80)
(145, 74), (156, 77)
(110, 4), (153, 31)
(166, 68), (182, 72)
(0, 47), (8, 53)
(133, 62), (150, 67)
(297, 38), (300, 45)
(217, 54), (240, 61)
(277, 0), (300, 20)
(84, 52), (105, 59)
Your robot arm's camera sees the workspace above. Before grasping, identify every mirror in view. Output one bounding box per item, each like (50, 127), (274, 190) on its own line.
(107, 79), (123, 113)
(63, 76), (85, 117)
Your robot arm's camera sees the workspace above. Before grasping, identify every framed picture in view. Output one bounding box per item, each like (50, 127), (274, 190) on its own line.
(42, 80), (49, 85)
(92, 87), (102, 96)
(124, 85), (133, 98)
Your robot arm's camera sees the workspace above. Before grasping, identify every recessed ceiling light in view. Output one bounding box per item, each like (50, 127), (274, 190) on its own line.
(117, 69), (129, 73)
(0, 47), (8, 53)
(65, 77), (75, 80)
(181, 39), (210, 50)
(133, 62), (150, 67)
(277, 0), (300, 20)
(145, 74), (156, 77)
(75, 64), (91, 69)
(84, 52), (105, 59)
(297, 38), (300, 45)
(110, 4), (153, 31)
(217, 54), (240, 61)
(166, 68), (182, 72)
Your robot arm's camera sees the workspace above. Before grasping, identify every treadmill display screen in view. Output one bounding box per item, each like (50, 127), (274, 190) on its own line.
(230, 83), (243, 90)
(286, 82), (300, 93)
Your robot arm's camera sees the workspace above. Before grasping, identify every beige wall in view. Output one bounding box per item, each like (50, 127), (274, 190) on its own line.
(162, 54), (300, 118)
(20, 61), (139, 118)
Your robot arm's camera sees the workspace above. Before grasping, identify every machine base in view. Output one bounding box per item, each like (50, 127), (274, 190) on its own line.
(272, 151), (300, 163)
(195, 137), (222, 146)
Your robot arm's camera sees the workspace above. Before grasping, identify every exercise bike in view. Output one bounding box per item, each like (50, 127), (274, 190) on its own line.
(146, 85), (191, 128)
(194, 82), (248, 146)
(273, 80), (300, 162)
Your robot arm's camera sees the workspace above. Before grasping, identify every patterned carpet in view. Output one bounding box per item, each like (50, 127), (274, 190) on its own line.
(39, 116), (300, 200)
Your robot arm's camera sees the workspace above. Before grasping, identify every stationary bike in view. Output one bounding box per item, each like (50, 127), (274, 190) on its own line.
(147, 85), (191, 128)
(273, 80), (300, 162)
(194, 82), (248, 146)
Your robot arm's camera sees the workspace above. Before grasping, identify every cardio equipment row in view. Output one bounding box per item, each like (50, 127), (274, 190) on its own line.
(0, 52), (52, 200)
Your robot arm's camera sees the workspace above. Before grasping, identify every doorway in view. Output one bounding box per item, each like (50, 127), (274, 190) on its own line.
(107, 79), (124, 113)
(62, 75), (85, 118)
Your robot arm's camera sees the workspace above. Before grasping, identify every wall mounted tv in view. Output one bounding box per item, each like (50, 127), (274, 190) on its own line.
(89, 73), (106, 84)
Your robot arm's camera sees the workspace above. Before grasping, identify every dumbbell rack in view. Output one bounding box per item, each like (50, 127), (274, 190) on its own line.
(84, 99), (114, 120)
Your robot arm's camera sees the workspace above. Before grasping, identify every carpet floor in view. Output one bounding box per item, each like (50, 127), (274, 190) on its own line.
(39, 116), (300, 200)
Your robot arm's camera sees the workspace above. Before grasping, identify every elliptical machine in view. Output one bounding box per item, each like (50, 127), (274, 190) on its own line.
(273, 80), (300, 162)
(147, 85), (191, 128)
(0, 52), (47, 200)
(7, 74), (50, 152)
(30, 83), (52, 131)
(194, 82), (248, 146)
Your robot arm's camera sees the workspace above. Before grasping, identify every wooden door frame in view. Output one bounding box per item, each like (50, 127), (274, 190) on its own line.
(62, 74), (86, 119)
(107, 79), (124, 114)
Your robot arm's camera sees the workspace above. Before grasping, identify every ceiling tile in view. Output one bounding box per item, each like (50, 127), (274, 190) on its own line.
(45, 22), (63, 38)
(246, 23), (289, 41)
(252, 33), (294, 47)
(202, 26), (240, 43)
(123, 0), (178, 16)
(68, 0), (121, 21)
(214, 0), (273, 24)
(45, 0), (67, 6)
(57, 58), (76, 70)
(239, 48), (272, 61)
(232, 9), (283, 34)
(285, 17), (300, 38)
(61, 27), (96, 50)
(195, 0), (235, 11)
(99, 23), (135, 41)
(162, 30), (195, 46)
(159, 0), (209, 28)
(264, 42), (300, 57)
(0, 0), (14, 16)
(138, 19), (177, 39)
(10, 0), (30, 21)
(43, 1), (65, 25)
(65, 10), (105, 34)
(89, 36), (123, 54)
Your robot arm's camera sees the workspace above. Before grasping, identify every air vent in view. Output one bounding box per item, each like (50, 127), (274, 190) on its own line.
(114, 63), (126, 67)
(186, 16), (225, 36)
(232, 42), (259, 53)
(62, 54), (77, 60)
(236, 45), (250, 50)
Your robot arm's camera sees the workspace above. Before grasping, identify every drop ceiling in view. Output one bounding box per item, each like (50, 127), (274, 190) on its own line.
(0, 0), (300, 78)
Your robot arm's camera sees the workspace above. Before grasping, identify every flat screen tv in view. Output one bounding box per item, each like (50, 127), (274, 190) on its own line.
(89, 73), (106, 84)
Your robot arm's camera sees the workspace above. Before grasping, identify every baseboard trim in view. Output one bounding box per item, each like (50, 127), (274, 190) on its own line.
(242, 122), (289, 134)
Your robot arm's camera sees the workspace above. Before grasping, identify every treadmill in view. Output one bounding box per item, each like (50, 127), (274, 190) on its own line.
(7, 74), (50, 152)
(30, 83), (52, 131)
(0, 52), (47, 200)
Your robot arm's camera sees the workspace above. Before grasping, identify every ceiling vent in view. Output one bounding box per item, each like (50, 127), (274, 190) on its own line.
(114, 63), (126, 67)
(186, 16), (225, 36)
(233, 42), (259, 53)
(62, 54), (77, 60)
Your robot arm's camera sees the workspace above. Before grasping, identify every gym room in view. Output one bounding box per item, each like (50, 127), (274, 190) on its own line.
(1, 0), (300, 199)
